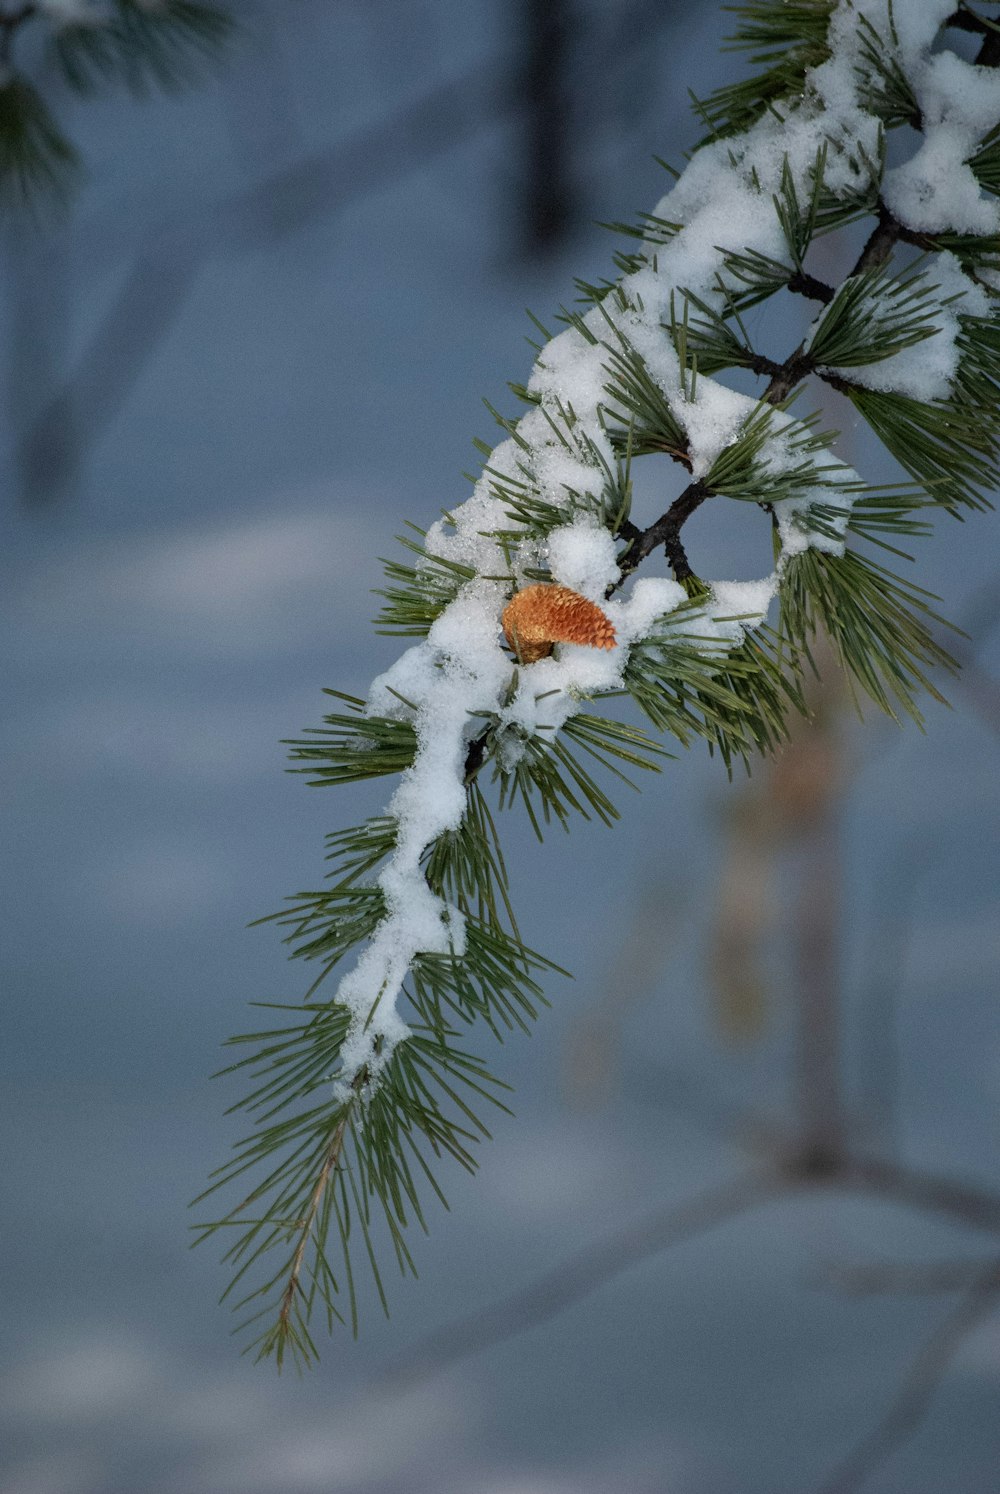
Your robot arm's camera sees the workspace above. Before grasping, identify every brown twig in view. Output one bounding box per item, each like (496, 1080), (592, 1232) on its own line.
(816, 1260), (1000, 1494)
(376, 1166), (786, 1389)
(788, 269), (836, 305)
(854, 201), (903, 276)
(276, 1112), (349, 1339)
(612, 477), (710, 590)
(819, 1258), (998, 1296)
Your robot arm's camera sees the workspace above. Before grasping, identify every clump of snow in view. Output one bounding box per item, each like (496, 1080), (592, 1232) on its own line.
(704, 578), (778, 646)
(931, 251), (992, 321)
(816, 252), (992, 402)
(680, 384), (761, 480)
(423, 486), (512, 574)
(336, 581), (512, 1095)
(614, 577), (689, 645)
(547, 517), (620, 600)
(528, 326), (609, 417)
(884, 37), (1000, 234)
(885, 131), (1000, 236)
(774, 487), (855, 560)
(884, 0), (956, 58)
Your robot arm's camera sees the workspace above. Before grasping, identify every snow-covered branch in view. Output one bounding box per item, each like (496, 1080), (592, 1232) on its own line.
(198, 0), (1000, 1367)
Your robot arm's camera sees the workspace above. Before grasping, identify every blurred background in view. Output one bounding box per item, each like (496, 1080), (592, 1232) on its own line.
(2, 3), (999, 1491)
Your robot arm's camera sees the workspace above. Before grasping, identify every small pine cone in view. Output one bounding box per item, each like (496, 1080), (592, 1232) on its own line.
(501, 584), (617, 663)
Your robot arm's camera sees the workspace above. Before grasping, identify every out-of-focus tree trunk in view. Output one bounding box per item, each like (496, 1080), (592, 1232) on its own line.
(520, 0), (575, 255)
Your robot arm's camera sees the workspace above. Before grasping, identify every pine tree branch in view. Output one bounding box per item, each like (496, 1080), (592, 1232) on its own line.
(613, 173), (982, 595)
(613, 478), (710, 588)
(205, 0), (1000, 1369)
(761, 350), (815, 404)
(788, 268), (836, 305)
(853, 202), (902, 276)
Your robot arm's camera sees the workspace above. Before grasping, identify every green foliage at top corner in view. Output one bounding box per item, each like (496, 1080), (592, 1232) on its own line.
(52, 0), (233, 97)
(0, 0), (233, 210)
(0, 77), (79, 208)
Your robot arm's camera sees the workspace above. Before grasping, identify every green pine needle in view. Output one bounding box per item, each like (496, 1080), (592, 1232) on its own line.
(0, 77), (79, 204)
(52, 0), (233, 97)
(779, 547), (959, 723)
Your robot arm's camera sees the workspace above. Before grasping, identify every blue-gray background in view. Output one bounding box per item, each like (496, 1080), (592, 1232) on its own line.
(2, 4), (999, 1491)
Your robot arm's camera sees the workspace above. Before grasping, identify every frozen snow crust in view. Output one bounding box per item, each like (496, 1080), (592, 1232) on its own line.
(329, 0), (1000, 1098)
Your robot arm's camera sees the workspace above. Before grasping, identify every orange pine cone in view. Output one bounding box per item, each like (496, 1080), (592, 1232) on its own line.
(501, 584), (617, 664)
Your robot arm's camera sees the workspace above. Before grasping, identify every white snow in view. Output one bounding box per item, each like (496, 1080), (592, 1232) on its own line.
(817, 252), (992, 401)
(885, 129), (1000, 235)
(680, 384), (761, 480)
(704, 577), (779, 646)
(546, 517), (620, 600)
(774, 487), (855, 560)
(884, 28), (1000, 234)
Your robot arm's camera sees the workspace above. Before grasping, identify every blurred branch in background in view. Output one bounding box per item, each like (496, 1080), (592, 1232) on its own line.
(11, 66), (518, 503)
(6, 0), (689, 504)
(816, 1259), (1000, 1494)
(378, 1165), (788, 1392)
(520, 0), (573, 254)
(562, 870), (680, 1110)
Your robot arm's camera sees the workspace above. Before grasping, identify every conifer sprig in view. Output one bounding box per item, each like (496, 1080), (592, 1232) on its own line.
(198, 0), (1000, 1366)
